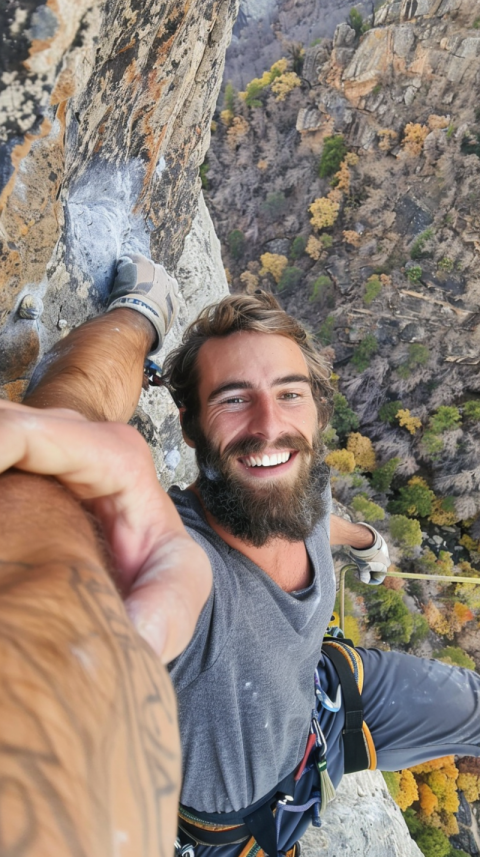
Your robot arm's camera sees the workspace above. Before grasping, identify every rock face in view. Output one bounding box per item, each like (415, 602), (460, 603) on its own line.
(302, 771), (423, 856)
(0, 0), (238, 408)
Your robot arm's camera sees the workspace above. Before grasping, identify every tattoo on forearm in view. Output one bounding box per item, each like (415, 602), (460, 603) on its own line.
(0, 560), (180, 857)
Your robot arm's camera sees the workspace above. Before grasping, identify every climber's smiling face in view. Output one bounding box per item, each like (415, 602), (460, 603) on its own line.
(190, 330), (320, 485)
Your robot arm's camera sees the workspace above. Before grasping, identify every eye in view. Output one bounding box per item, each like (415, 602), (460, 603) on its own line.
(222, 396), (246, 405)
(279, 391), (301, 400)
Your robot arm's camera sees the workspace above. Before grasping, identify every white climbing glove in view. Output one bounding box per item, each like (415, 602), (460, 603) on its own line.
(345, 524), (390, 585)
(107, 253), (179, 357)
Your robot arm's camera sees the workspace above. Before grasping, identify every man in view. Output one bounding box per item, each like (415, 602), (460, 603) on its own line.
(2, 254), (480, 857)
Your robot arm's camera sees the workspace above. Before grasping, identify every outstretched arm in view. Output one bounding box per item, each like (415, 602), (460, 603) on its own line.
(330, 513), (390, 585)
(0, 400), (212, 662)
(0, 469), (182, 857)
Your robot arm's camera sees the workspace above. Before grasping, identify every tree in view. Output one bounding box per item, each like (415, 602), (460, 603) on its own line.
(396, 409), (422, 435)
(290, 235), (307, 260)
(364, 275), (382, 305)
(259, 253), (288, 283)
(331, 392), (359, 436)
(228, 229), (245, 260)
(262, 191), (288, 222)
(278, 266), (303, 292)
(347, 8), (364, 37)
(305, 235), (323, 260)
(363, 586), (414, 645)
(309, 275), (333, 303)
(325, 449), (356, 473)
(370, 458), (400, 492)
(389, 515), (422, 549)
(317, 315), (335, 346)
(347, 432), (376, 471)
(379, 401), (403, 424)
(351, 494), (385, 522)
(318, 136), (347, 178)
(309, 196), (340, 230)
(402, 123), (429, 156)
(271, 71), (301, 102)
(463, 400), (480, 421)
(351, 334), (378, 371)
(388, 476), (435, 518)
(434, 647), (475, 670)
(429, 406), (461, 434)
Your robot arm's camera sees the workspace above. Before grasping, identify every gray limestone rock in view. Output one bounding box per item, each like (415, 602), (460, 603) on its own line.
(301, 771), (423, 856)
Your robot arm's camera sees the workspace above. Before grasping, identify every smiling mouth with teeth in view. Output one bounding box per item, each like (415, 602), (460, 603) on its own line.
(243, 452), (292, 468)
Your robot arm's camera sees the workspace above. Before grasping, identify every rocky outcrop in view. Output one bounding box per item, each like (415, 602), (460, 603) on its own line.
(0, 0), (238, 411)
(302, 771), (423, 856)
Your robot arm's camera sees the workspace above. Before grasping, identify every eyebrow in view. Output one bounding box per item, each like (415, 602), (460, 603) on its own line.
(208, 374), (311, 402)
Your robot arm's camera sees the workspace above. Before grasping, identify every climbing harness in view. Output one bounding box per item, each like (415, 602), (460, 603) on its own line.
(177, 637), (376, 857)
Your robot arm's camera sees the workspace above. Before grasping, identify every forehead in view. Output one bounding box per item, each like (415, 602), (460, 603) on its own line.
(196, 330), (310, 396)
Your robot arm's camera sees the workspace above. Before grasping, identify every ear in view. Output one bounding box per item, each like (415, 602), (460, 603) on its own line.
(179, 408), (196, 449)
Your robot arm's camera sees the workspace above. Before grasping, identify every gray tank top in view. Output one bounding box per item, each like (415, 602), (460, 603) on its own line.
(168, 485), (335, 814)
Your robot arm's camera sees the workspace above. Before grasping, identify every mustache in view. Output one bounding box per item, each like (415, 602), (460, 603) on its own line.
(222, 434), (314, 461)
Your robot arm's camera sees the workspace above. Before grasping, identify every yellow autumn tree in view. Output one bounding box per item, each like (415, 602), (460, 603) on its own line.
(429, 497), (458, 526)
(402, 123), (429, 156)
(227, 116), (249, 148)
(395, 769), (419, 811)
(325, 449), (356, 474)
(259, 253), (288, 283)
(418, 782), (438, 816)
(423, 601), (451, 637)
(378, 128), (398, 152)
(396, 408), (422, 435)
(309, 196), (340, 230)
(428, 114), (450, 131)
(305, 235), (323, 260)
(343, 230), (361, 247)
(457, 773), (480, 802)
(240, 271), (259, 293)
(220, 108), (234, 126)
(346, 433), (376, 471)
(271, 71), (301, 101)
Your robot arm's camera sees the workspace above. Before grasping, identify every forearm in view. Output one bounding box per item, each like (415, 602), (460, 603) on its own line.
(330, 513), (376, 549)
(0, 471), (181, 857)
(24, 309), (154, 422)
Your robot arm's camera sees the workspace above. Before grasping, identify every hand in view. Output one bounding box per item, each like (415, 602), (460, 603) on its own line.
(0, 400), (212, 662)
(107, 253), (180, 356)
(345, 523), (390, 585)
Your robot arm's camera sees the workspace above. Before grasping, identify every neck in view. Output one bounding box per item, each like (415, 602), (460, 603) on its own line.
(189, 484), (312, 592)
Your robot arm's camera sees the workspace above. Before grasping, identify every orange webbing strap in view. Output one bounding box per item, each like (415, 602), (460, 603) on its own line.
(322, 639), (377, 772)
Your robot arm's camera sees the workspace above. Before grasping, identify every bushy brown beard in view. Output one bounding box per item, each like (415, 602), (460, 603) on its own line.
(195, 430), (330, 547)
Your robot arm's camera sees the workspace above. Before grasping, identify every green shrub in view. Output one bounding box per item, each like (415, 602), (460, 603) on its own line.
(363, 586), (413, 645)
(200, 160), (209, 189)
(388, 481), (435, 518)
(224, 81), (236, 113)
(243, 79), (265, 108)
(331, 392), (359, 436)
(410, 613), (429, 647)
(227, 229), (245, 260)
(348, 7), (364, 36)
(463, 400), (480, 421)
(278, 266), (303, 292)
(317, 315), (335, 346)
(379, 401), (403, 425)
(370, 458), (400, 492)
(422, 431), (444, 459)
(437, 256), (454, 272)
(433, 646), (475, 669)
(290, 235), (307, 260)
(389, 515), (422, 548)
(364, 277), (382, 305)
(351, 494), (385, 522)
(461, 131), (480, 158)
(320, 234), (333, 249)
(351, 334), (378, 371)
(407, 265), (423, 284)
(318, 135), (347, 178)
(429, 405), (461, 433)
(261, 191), (288, 222)
(410, 228), (433, 260)
(383, 771), (400, 801)
(309, 275), (333, 303)
(474, 17), (480, 28)
(397, 343), (429, 378)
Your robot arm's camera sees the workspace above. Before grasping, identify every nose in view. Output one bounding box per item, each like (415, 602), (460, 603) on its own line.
(246, 393), (286, 442)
